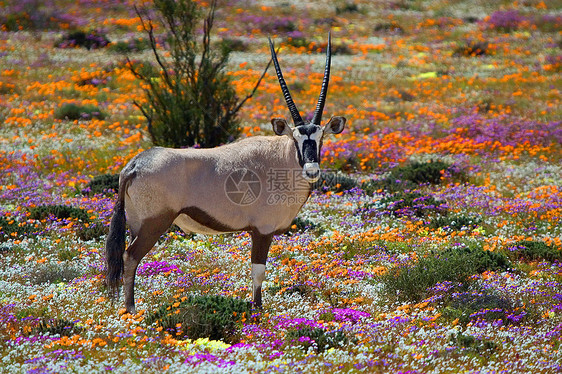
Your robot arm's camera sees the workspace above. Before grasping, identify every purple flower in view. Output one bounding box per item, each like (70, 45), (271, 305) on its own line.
(485, 10), (526, 31)
(137, 261), (183, 276)
(326, 308), (371, 324)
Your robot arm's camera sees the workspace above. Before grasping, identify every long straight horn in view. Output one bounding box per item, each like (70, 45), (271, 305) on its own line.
(268, 37), (304, 126)
(311, 33), (332, 126)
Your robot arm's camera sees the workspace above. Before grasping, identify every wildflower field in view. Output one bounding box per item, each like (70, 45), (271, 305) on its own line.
(1, 0), (561, 372)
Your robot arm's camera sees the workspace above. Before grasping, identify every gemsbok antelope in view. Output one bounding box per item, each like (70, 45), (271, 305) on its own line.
(105, 35), (346, 314)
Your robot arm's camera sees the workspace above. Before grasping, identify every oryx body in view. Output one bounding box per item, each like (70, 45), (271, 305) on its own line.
(105, 35), (346, 314)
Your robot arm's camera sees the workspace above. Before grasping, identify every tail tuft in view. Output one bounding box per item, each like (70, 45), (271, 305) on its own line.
(105, 199), (126, 300)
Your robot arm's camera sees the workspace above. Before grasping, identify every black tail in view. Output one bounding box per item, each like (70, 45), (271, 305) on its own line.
(105, 175), (128, 301)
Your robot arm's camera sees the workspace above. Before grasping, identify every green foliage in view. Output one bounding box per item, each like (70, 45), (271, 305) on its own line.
(54, 103), (105, 121)
(83, 174), (119, 196)
(268, 282), (316, 300)
(374, 22), (404, 34)
(313, 171), (357, 193)
(508, 240), (562, 263)
(450, 332), (499, 355)
(339, 238), (379, 261)
(381, 244), (511, 302)
(32, 318), (83, 337)
(132, 0), (265, 148)
(145, 294), (251, 342)
(220, 38), (249, 52)
(30, 264), (82, 285)
(108, 38), (150, 54)
(442, 290), (522, 326)
(0, 217), (38, 242)
(76, 221), (108, 241)
(361, 160), (463, 194)
(57, 247), (81, 262)
(335, 3), (361, 15)
(286, 325), (348, 353)
(284, 36), (310, 48)
(453, 41), (491, 57)
(54, 30), (110, 50)
(286, 217), (320, 235)
(428, 214), (483, 231)
(0, 2), (71, 31)
(378, 191), (446, 217)
(125, 60), (159, 78)
(360, 178), (413, 195)
(445, 245), (511, 274)
(29, 204), (90, 223)
(391, 160), (456, 184)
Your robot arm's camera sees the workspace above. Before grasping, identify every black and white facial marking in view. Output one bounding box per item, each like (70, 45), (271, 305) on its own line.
(293, 124), (323, 181)
(269, 34), (346, 183)
(272, 116), (346, 183)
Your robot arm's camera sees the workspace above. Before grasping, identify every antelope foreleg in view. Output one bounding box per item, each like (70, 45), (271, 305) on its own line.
(250, 232), (273, 307)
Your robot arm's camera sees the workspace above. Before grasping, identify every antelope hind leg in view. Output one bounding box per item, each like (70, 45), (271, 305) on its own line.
(123, 214), (175, 314)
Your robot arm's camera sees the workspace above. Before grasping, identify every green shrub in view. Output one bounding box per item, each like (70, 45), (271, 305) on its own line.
(108, 38), (149, 54)
(220, 38), (249, 52)
(336, 3), (361, 15)
(361, 160), (464, 194)
(29, 204), (90, 223)
(374, 22), (404, 34)
(145, 294), (251, 342)
(442, 290), (522, 326)
(132, 0), (268, 148)
(83, 174), (119, 196)
(450, 332), (499, 355)
(360, 178), (415, 195)
(125, 60), (159, 78)
(76, 221), (108, 241)
(381, 244), (511, 302)
(54, 103), (105, 121)
(286, 325), (348, 353)
(0, 3), (72, 32)
(391, 160), (456, 185)
(55, 30), (110, 50)
(508, 240), (562, 263)
(267, 282), (316, 300)
(313, 172), (357, 193)
(284, 36), (310, 48)
(32, 318), (83, 337)
(378, 191), (446, 217)
(453, 41), (490, 57)
(338, 238), (379, 260)
(57, 247), (81, 262)
(445, 245), (511, 274)
(0, 217), (38, 242)
(286, 217), (319, 235)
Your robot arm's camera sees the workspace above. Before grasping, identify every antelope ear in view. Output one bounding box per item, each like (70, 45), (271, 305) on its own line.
(271, 118), (293, 137)
(323, 116), (346, 135)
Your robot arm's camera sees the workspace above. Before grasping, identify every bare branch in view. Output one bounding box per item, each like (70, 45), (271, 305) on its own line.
(231, 55), (274, 116)
(198, 0), (216, 76)
(134, 5), (173, 89)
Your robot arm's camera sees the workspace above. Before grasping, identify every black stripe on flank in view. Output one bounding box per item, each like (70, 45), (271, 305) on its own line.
(179, 207), (238, 233)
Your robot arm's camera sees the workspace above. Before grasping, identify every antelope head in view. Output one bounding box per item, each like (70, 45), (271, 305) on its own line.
(268, 34), (346, 183)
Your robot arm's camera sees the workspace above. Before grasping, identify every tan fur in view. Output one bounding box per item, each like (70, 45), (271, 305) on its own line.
(122, 135), (309, 236)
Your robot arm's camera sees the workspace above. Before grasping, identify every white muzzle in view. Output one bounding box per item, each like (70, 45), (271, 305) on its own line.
(302, 162), (320, 183)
